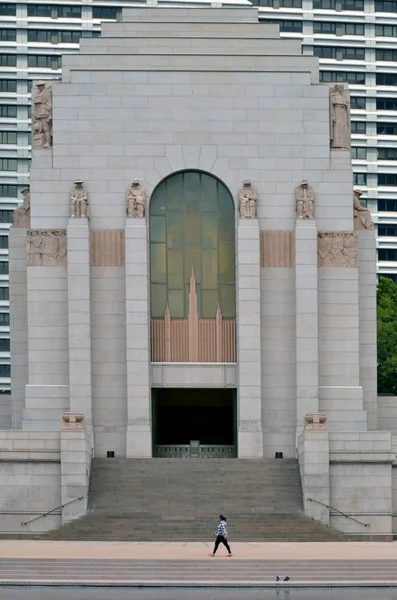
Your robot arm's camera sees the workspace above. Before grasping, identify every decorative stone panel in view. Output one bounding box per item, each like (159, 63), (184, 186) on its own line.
(318, 231), (358, 268)
(260, 230), (295, 267)
(90, 230), (125, 267)
(27, 229), (67, 266)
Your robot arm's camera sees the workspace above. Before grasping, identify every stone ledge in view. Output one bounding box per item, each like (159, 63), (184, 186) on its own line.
(330, 451), (395, 464)
(0, 450), (60, 461)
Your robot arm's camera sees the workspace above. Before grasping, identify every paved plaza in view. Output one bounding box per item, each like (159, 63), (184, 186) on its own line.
(1, 541), (397, 587)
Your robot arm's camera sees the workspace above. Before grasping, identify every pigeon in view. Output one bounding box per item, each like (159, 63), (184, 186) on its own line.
(275, 576), (280, 581)
(284, 577), (290, 582)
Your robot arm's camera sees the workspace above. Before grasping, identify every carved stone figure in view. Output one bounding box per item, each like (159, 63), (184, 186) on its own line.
(330, 84), (350, 150)
(127, 179), (146, 218)
(238, 180), (258, 219)
(353, 189), (374, 230)
(70, 179), (89, 218)
(32, 80), (52, 149)
(27, 230), (67, 266)
(318, 231), (358, 268)
(13, 187), (30, 228)
(296, 180), (314, 220)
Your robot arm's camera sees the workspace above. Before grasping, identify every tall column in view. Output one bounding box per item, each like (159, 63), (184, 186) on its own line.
(125, 219), (151, 457)
(295, 220), (319, 442)
(237, 219), (263, 458)
(67, 219), (92, 426)
(9, 227), (29, 429)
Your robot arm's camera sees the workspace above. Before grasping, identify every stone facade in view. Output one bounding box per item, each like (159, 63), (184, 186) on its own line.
(4, 6), (395, 539)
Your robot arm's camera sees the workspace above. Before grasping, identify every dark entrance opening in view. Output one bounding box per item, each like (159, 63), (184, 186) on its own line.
(152, 388), (237, 457)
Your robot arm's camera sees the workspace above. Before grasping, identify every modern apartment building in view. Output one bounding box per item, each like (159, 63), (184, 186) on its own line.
(0, 0), (396, 395)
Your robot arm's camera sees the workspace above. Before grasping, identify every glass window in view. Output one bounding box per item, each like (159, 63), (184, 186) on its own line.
(378, 174), (397, 186)
(0, 29), (16, 41)
(377, 99), (397, 111)
(0, 131), (16, 144)
(0, 338), (9, 351)
(351, 96), (366, 109)
(0, 3), (15, 15)
(58, 5), (81, 18)
(262, 19), (302, 32)
(93, 6), (117, 19)
(0, 210), (13, 222)
(0, 104), (16, 117)
(342, 0), (364, 8)
(28, 55), (61, 69)
(150, 171), (235, 319)
(377, 123), (397, 135)
(0, 185), (16, 198)
(379, 249), (397, 261)
(0, 79), (17, 92)
(0, 262), (8, 275)
(27, 4), (52, 17)
(378, 199), (397, 211)
(376, 0), (397, 11)
(351, 121), (366, 133)
(379, 273), (397, 283)
(0, 54), (16, 67)
(320, 70), (365, 84)
(379, 224), (397, 236)
(0, 287), (8, 300)
(376, 24), (397, 36)
(376, 49), (397, 61)
(378, 148), (397, 160)
(313, 0), (336, 7)
(377, 73), (397, 86)
(314, 46), (365, 60)
(313, 21), (336, 33)
(0, 158), (16, 171)
(354, 173), (367, 185)
(0, 364), (10, 376)
(351, 147), (367, 159)
(0, 236), (8, 249)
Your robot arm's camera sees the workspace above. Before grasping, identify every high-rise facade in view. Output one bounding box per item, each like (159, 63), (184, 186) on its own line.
(0, 0), (396, 395)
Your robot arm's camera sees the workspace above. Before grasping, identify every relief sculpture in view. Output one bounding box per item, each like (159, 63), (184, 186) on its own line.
(318, 231), (358, 268)
(296, 180), (314, 220)
(32, 80), (52, 149)
(238, 180), (258, 218)
(27, 230), (67, 267)
(127, 179), (146, 218)
(329, 84), (350, 150)
(13, 187), (30, 228)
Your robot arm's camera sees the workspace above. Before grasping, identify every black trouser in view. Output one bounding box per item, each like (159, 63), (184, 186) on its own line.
(213, 535), (231, 554)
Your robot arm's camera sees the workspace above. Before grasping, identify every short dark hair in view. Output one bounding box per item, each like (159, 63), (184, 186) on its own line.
(219, 515), (226, 521)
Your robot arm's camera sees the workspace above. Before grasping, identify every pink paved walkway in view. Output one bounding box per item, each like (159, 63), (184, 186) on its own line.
(0, 540), (396, 560)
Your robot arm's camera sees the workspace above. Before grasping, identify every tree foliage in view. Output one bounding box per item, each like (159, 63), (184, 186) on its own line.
(377, 276), (397, 394)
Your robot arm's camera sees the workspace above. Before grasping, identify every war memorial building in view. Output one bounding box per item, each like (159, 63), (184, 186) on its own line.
(1, 5), (397, 540)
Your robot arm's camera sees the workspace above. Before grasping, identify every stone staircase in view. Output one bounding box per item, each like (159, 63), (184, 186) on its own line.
(43, 458), (347, 541)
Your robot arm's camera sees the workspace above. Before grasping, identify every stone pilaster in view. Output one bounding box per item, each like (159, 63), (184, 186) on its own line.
(358, 230), (377, 430)
(295, 220), (319, 442)
(67, 219), (92, 425)
(125, 219), (151, 457)
(237, 219), (263, 458)
(9, 227), (28, 428)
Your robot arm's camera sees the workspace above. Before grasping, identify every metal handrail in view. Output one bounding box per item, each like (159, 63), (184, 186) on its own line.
(307, 497), (370, 528)
(21, 496), (85, 526)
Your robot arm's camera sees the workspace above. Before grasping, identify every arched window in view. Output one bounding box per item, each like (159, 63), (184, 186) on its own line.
(150, 170), (235, 320)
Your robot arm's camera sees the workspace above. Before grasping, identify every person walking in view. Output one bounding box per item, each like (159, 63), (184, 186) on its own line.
(208, 515), (232, 557)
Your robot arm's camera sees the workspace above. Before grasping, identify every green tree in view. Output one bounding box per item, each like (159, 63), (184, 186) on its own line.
(377, 276), (397, 394)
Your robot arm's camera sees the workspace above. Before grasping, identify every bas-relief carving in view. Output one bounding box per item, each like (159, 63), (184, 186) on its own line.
(318, 231), (358, 268)
(260, 231), (295, 267)
(296, 180), (314, 220)
(13, 187), (30, 228)
(127, 179), (146, 218)
(27, 229), (67, 267)
(329, 84), (350, 150)
(70, 179), (89, 218)
(238, 179), (258, 219)
(61, 412), (85, 430)
(304, 413), (328, 431)
(32, 80), (52, 149)
(353, 189), (374, 230)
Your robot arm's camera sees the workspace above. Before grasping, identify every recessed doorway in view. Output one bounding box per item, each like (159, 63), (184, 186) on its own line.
(152, 388), (237, 458)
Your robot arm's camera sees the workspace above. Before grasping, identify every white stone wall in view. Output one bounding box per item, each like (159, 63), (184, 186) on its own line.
(0, 431), (61, 533)
(91, 267), (127, 457)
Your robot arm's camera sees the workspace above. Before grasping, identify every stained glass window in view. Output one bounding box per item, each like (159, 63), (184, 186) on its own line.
(150, 171), (235, 319)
